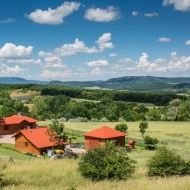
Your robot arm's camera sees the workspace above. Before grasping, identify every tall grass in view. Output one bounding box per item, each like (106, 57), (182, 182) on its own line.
(3, 159), (190, 190)
(4, 121), (188, 189)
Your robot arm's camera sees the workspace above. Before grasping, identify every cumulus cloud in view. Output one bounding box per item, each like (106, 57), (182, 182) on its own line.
(40, 69), (73, 79)
(96, 33), (114, 51)
(167, 52), (190, 71)
(0, 43), (33, 59)
(145, 12), (158, 17)
(54, 38), (98, 56)
(118, 58), (133, 63)
(84, 6), (120, 22)
(0, 64), (26, 76)
(163, 0), (190, 11)
(26, 1), (81, 25)
(86, 59), (108, 67)
(158, 37), (171, 42)
(44, 56), (66, 68)
(132, 11), (139, 16)
(185, 40), (190, 45)
(0, 18), (16, 24)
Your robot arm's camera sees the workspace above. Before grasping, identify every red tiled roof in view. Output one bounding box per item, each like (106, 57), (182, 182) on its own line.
(83, 126), (127, 139)
(13, 128), (67, 148)
(1, 115), (38, 125)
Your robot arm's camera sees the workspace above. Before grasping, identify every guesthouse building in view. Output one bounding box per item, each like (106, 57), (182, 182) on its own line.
(83, 126), (126, 150)
(0, 114), (38, 135)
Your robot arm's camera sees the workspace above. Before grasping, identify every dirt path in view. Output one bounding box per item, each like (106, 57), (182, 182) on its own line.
(0, 135), (15, 144)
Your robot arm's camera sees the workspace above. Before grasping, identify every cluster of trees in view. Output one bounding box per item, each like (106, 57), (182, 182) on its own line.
(0, 91), (29, 117)
(41, 86), (185, 106)
(31, 95), (149, 121)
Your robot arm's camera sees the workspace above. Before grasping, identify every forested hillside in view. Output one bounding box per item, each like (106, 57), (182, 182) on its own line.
(0, 84), (189, 122)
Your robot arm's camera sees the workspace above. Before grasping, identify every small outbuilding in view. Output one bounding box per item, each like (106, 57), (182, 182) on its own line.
(128, 139), (135, 150)
(0, 114), (38, 135)
(12, 127), (68, 155)
(83, 126), (127, 150)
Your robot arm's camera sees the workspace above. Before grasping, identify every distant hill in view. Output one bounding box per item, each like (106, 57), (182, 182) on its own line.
(0, 77), (48, 84)
(1, 76), (190, 93)
(49, 76), (190, 93)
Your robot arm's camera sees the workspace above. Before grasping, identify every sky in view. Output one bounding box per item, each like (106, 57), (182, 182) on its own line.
(0, 0), (190, 81)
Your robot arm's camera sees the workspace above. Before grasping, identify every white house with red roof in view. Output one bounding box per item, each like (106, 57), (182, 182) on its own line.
(0, 114), (38, 135)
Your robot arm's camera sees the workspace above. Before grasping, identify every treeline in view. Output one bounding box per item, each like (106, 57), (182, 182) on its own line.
(41, 87), (185, 106)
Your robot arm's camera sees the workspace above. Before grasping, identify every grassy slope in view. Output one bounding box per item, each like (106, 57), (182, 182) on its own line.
(1, 121), (190, 189)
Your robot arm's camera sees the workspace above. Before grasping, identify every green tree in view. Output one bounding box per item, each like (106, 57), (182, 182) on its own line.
(144, 135), (159, 150)
(115, 123), (128, 133)
(46, 119), (68, 149)
(147, 146), (190, 177)
(139, 121), (148, 138)
(78, 141), (136, 181)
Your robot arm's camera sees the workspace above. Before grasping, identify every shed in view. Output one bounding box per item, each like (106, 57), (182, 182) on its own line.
(0, 114), (38, 135)
(12, 127), (67, 155)
(128, 139), (135, 150)
(83, 126), (127, 150)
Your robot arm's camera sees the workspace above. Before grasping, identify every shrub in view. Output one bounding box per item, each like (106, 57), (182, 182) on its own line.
(78, 141), (136, 181)
(147, 146), (190, 177)
(115, 123), (128, 133)
(144, 135), (159, 150)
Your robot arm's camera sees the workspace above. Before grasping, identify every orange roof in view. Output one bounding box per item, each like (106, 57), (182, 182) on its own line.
(83, 126), (127, 139)
(13, 128), (67, 148)
(1, 115), (38, 125)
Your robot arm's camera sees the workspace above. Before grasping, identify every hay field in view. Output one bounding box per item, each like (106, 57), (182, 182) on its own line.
(3, 159), (190, 190)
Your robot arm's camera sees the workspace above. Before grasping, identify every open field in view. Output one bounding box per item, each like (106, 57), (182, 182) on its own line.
(2, 158), (190, 190)
(10, 90), (40, 98)
(1, 121), (190, 189)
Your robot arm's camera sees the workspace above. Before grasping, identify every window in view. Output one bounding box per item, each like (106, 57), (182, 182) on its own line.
(25, 142), (29, 147)
(4, 125), (9, 130)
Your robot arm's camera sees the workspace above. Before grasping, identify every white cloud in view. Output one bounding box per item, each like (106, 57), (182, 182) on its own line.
(40, 69), (73, 79)
(26, 1), (81, 25)
(0, 64), (26, 76)
(185, 40), (190, 45)
(163, 0), (190, 11)
(6, 59), (42, 65)
(96, 33), (114, 51)
(167, 52), (190, 71)
(145, 12), (158, 17)
(0, 18), (16, 24)
(84, 6), (120, 22)
(118, 58), (133, 63)
(54, 38), (98, 56)
(0, 43), (33, 59)
(109, 53), (117, 57)
(86, 59), (108, 67)
(132, 11), (139, 16)
(158, 37), (171, 42)
(44, 56), (65, 68)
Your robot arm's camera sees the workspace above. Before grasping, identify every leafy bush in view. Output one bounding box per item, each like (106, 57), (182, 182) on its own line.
(144, 135), (159, 150)
(147, 146), (190, 177)
(78, 141), (136, 181)
(115, 123), (128, 133)
(139, 121), (148, 138)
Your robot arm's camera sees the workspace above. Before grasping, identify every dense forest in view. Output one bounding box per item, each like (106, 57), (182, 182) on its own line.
(0, 84), (189, 122)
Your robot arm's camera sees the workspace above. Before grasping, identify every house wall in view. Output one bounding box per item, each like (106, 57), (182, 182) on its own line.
(15, 133), (41, 155)
(84, 136), (125, 150)
(0, 122), (36, 135)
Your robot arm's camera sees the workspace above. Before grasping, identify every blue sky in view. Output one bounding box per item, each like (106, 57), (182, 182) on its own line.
(0, 0), (190, 81)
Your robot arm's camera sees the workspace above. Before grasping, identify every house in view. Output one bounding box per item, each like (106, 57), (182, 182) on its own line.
(12, 127), (67, 155)
(0, 114), (38, 135)
(83, 126), (127, 150)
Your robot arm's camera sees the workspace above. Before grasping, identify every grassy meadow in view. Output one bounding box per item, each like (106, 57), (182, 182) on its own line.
(1, 121), (190, 189)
